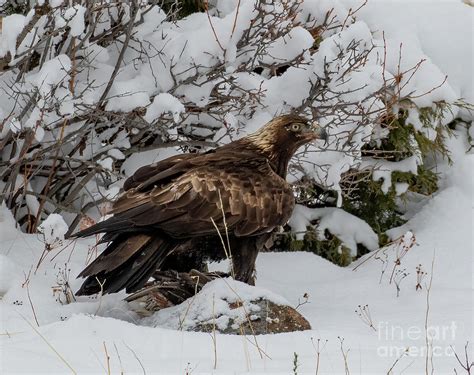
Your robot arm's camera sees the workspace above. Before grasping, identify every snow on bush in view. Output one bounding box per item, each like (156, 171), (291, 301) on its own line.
(144, 93), (186, 124)
(0, 13), (26, 58)
(289, 205), (378, 256)
(359, 154), (421, 194)
(0, 0), (471, 263)
(37, 213), (68, 246)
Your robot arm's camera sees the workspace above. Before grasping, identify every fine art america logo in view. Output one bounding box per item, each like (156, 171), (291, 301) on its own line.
(377, 321), (458, 358)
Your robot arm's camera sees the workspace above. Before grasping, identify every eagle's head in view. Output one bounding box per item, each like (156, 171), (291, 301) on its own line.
(260, 114), (326, 148)
(243, 114), (328, 177)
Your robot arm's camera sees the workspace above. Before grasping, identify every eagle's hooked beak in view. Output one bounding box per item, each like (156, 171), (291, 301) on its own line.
(310, 121), (329, 145)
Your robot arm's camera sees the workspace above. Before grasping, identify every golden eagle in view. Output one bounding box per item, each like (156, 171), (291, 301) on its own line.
(73, 115), (326, 295)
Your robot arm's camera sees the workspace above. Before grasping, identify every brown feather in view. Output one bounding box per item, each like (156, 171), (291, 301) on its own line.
(78, 234), (152, 277)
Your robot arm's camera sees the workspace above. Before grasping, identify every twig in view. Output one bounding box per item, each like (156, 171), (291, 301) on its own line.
(311, 337), (328, 375)
(94, 277), (106, 316)
(19, 313), (77, 374)
(451, 342), (473, 374)
(386, 347), (409, 374)
(124, 342), (146, 375)
(218, 189), (234, 277)
(424, 252), (435, 375)
(97, 1), (139, 105)
(295, 292), (310, 310)
(22, 269), (40, 327)
(178, 275), (200, 330)
(338, 337), (350, 375)
(230, 0), (242, 38)
(355, 304), (376, 331)
(113, 342), (125, 375)
(103, 341), (111, 375)
(205, 0), (225, 52)
(393, 268), (409, 297)
(415, 264), (427, 291)
(211, 294), (218, 370)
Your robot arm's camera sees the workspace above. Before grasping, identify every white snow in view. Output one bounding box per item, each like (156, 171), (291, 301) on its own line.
(395, 182), (410, 196)
(37, 213), (69, 246)
(120, 147), (181, 178)
(107, 148), (126, 160)
(345, 0), (473, 118)
(10, 175), (40, 215)
(261, 26), (314, 64)
(145, 93), (185, 123)
(32, 55), (72, 96)
(8, 118), (21, 134)
(0, 202), (21, 242)
(98, 157), (114, 172)
(360, 154), (422, 194)
(56, 5), (86, 37)
(0, 1), (472, 373)
(0, 14), (26, 58)
(105, 82), (151, 112)
(50, 0), (64, 8)
(289, 205), (379, 255)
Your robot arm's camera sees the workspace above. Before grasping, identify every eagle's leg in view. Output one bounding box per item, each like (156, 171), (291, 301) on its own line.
(159, 236), (229, 274)
(231, 237), (259, 285)
(159, 246), (209, 273)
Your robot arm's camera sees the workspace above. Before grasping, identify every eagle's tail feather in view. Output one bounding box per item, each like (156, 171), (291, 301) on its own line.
(68, 204), (153, 239)
(69, 217), (139, 239)
(76, 235), (174, 296)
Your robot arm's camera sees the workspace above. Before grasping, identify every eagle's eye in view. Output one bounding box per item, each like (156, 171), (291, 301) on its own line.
(290, 123), (301, 132)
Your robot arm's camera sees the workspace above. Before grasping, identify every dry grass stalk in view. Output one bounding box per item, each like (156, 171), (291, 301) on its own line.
(19, 313), (77, 374)
(424, 252), (435, 375)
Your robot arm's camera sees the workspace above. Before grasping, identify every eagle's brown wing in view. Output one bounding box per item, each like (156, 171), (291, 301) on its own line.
(122, 152), (199, 191)
(88, 151), (295, 238)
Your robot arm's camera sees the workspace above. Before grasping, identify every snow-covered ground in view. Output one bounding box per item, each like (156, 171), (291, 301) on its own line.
(0, 131), (472, 374)
(0, 0), (472, 373)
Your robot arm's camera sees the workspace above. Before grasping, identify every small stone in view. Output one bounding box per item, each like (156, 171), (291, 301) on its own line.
(195, 299), (311, 335)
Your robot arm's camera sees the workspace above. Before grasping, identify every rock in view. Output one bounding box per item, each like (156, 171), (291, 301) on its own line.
(195, 299), (311, 335)
(135, 277), (311, 335)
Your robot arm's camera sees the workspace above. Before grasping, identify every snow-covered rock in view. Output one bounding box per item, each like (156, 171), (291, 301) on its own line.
(140, 278), (310, 334)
